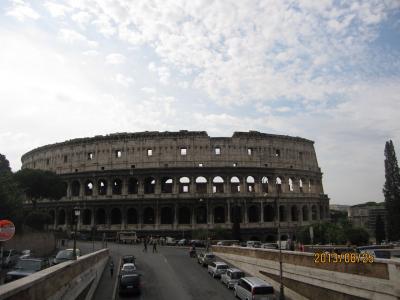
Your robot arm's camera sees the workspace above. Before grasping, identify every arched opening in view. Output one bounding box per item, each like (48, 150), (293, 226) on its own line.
(311, 205), (318, 220)
(195, 176), (207, 193)
(261, 176), (269, 193)
(299, 179), (304, 193)
(212, 176), (224, 193)
(279, 205), (287, 221)
(82, 209), (92, 225)
(128, 178), (138, 194)
(161, 207), (174, 224)
(127, 208), (138, 224)
(71, 181), (80, 197)
(276, 177), (282, 193)
(230, 176), (240, 193)
(96, 208), (106, 225)
(58, 209), (65, 225)
(49, 210), (55, 225)
(84, 180), (94, 196)
(196, 206), (207, 224)
(308, 179), (313, 192)
(281, 235), (288, 241)
(265, 235), (275, 242)
(179, 177), (190, 193)
(214, 206), (225, 223)
(111, 208), (122, 224)
(161, 177), (173, 193)
(246, 176), (255, 192)
(291, 205), (299, 221)
(144, 177), (155, 194)
(179, 207), (191, 224)
(230, 206), (242, 223)
(248, 205), (260, 223)
(264, 204), (275, 222)
(112, 178), (122, 195)
(98, 179), (107, 195)
(302, 206), (309, 221)
(288, 178), (294, 192)
(143, 207), (155, 224)
(250, 236), (260, 241)
(62, 182), (68, 197)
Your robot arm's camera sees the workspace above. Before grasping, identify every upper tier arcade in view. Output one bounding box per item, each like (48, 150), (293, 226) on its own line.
(21, 131), (320, 174)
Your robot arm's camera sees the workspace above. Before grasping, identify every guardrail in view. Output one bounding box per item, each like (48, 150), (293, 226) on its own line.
(0, 249), (109, 300)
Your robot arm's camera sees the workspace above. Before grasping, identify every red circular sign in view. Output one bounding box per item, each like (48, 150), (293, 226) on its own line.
(0, 220), (15, 242)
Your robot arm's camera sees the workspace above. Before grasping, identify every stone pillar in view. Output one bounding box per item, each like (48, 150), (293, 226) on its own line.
(190, 177), (196, 194)
(155, 202), (160, 229)
(122, 177), (129, 195)
(244, 200), (248, 224)
(207, 177), (213, 194)
(173, 177), (179, 194)
(240, 176), (245, 194)
(121, 206), (127, 230)
(138, 177), (144, 195)
(227, 200), (231, 223)
(223, 176), (229, 194)
(91, 208), (95, 226)
(107, 178), (112, 196)
(191, 206), (195, 228)
(173, 203), (178, 229)
(260, 201), (264, 224)
(67, 181), (71, 198)
(155, 177), (161, 194)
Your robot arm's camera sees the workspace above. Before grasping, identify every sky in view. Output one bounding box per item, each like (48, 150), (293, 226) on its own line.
(1, 0), (400, 206)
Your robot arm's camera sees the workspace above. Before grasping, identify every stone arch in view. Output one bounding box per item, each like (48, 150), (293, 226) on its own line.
(98, 179), (108, 195)
(96, 208), (106, 225)
(261, 176), (269, 193)
(49, 210), (55, 225)
(111, 208), (122, 224)
(246, 176), (255, 192)
(82, 209), (92, 225)
(144, 177), (156, 194)
(279, 205), (287, 221)
(58, 209), (66, 225)
(291, 205), (299, 221)
(196, 206), (207, 224)
(71, 180), (80, 197)
(62, 182), (68, 197)
(128, 178), (138, 194)
(248, 205), (260, 223)
(161, 177), (173, 193)
(288, 178), (294, 192)
(276, 177), (282, 193)
(179, 177), (190, 193)
(230, 205), (243, 223)
(179, 206), (191, 224)
(212, 176), (224, 193)
(127, 208), (138, 224)
(143, 207), (155, 224)
(264, 204), (275, 222)
(195, 176), (207, 193)
(299, 178), (304, 193)
(311, 205), (318, 220)
(214, 206), (225, 223)
(112, 178), (122, 195)
(302, 206), (309, 221)
(308, 179), (313, 193)
(84, 180), (94, 196)
(230, 176), (240, 193)
(161, 207), (174, 224)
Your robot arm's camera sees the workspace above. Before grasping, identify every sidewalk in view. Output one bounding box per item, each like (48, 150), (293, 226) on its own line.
(92, 250), (119, 300)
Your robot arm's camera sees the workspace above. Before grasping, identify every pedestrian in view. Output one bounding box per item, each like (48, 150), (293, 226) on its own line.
(153, 240), (157, 253)
(143, 238), (148, 252)
(109, 260), (114, 277)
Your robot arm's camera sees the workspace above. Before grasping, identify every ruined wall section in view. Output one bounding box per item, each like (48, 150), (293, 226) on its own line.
(21, 131), (319, 175)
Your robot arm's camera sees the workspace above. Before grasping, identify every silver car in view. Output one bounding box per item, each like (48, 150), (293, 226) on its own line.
(199, 252), (216, 267)
(208, 262), (229, 278)
(221, 268), (245, 288)
(234, 277), (275, 300)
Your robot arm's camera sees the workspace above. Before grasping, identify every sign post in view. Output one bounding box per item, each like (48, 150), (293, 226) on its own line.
(0, 220), (16, 270)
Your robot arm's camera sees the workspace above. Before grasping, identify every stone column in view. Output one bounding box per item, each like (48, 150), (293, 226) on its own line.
(67, 181), (72, 198)
(155, 177), (161, 194)
(173, 203), (178, 229)
(191, 206), (195, 228)
(207, 177), (213, 194)
(244, 200), (248, 224)
(138, 177), (144, 195)
(91, 208), (95, 226)
(107, 178), (112, 196)
(240, 176), (245, 194)
(227, 200), (231, 223)
(260, 201), (264, 224)
(122, 177), (129, 196)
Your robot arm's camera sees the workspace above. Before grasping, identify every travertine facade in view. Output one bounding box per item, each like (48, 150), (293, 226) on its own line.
(21, 130), (329, 240)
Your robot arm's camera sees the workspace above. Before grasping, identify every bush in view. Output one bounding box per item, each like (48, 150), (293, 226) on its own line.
(24, 211), (52, 231)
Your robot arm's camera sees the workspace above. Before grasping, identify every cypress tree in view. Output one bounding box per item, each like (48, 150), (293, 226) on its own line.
(383, 140), (400, 241)
(375, 215), (385, 244)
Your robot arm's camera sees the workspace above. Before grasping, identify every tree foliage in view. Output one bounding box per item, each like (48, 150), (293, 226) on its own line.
(0, 154), (12, 175)
(375, 215), (386, 244)
(383, 140), (400, 241)
(24, 211), (52, 231)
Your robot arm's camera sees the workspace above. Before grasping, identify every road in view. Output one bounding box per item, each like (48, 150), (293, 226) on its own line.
(78, 241), (236, 300)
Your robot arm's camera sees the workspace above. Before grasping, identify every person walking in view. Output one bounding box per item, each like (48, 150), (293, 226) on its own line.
(109, 259), (114, 277)
(143, 238), (148, 253)
(152, 240), (157, 253)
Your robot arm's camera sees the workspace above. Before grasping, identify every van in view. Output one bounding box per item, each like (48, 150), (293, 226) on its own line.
(234, 277), (275, 300)
(246, 241), (262, 248)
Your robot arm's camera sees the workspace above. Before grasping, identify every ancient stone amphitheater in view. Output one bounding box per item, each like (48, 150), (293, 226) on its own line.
(21, 130), (329, 241)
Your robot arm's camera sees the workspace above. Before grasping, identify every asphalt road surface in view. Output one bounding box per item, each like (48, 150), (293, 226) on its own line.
(79, 241), (236, 300)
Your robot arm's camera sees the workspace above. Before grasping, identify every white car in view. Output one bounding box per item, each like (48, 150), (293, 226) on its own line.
(208, 261), (229, 278)
(220, 268), (245, 288)
(234, 277), (275, 300)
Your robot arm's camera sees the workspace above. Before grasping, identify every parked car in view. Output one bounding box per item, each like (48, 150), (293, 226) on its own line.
(53, 249), (81, 265)
(200, 253), (216, 267)
(234, 277), (275, 300)
(261, 243), (278, 249)
(208, 261), (229, 278)
(221, 268), (245, 288)
(178, 239), (188, 246)
(122, 255), (136, 265)
(5, 258), (50, 283)
(118, 273), (141, 296)
(197, 252), (205, 264)
(165, 237), (177, 246)
(246, 241), (262, 248)
(120, 263), (137, 276)
(19, 250), (32, 259)
(1, 249), (20, 268)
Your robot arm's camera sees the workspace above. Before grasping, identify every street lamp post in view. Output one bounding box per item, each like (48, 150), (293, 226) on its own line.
(276, 183), (285, 300)
(73, 206), (80, 260)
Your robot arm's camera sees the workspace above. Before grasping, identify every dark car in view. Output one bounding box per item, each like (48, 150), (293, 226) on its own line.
(5, 258), (50, 283)
(119, 273), (141, 295)
(122, 255), (136, 265)
(53, 249), (81, 265)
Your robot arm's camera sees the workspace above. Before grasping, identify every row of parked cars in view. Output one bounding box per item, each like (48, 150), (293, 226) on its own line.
(118, 255), (142, 296)
(195, 251), (276, 299)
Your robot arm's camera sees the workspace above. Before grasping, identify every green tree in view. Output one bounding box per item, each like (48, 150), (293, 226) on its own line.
(375, 215), (386, 244)
(0, 153), (12, 174)
(383, 140), (400, 241)
(14, 169), (65, 208)
(345, 227), (370, 245)
(24, 211), (52, 231)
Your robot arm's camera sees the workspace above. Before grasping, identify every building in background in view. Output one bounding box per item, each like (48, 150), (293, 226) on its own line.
(348, 202), (386, 236)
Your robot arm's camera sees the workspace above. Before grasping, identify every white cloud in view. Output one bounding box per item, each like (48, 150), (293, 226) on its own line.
(141, 87), (156, 94)
(44, 2), (71, 18)
(148, 62), (170, 85)
(275, 107), (291, 113)
(6, 0), (40, 21)
(115, 73), (134, 87)
(105, 53), (126, 65)
(71, 11), (92, 27)
(58, 28), (98, 48)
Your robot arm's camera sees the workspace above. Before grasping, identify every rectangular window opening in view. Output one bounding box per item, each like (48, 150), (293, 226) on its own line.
(147, 149), (153, 156)
(247, 148), (252, 155)
(115, 150), (122, 158)
(275, 149), (281, 157)
(198, 163), (203, 167)
(64, 155), (68, 163)
(215, 147), (221, 155)
(88, 152), (94, 160)
(180, 148), (187, 156)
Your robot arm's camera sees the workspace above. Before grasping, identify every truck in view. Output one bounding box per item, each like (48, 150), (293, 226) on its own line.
(117, 231), (138, 244)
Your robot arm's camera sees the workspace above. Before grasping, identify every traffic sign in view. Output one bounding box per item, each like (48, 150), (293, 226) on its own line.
(0, 220), (15, 242)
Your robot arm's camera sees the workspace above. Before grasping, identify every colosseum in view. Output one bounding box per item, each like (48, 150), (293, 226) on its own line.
(21, 130), (329, 241)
